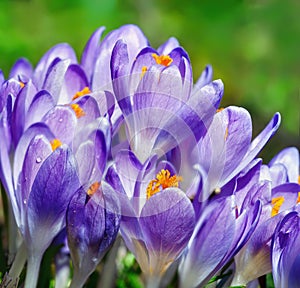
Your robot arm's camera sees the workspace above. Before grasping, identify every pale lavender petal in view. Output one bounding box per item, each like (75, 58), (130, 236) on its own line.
(9, 58), (33, 79)
(157, 37), (180, 55)
(81, 26), (105, 83)
(269, 147), (299, 183)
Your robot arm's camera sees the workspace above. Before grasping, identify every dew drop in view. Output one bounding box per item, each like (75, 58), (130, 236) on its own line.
(92, 257), (98, 263)
(36, 157), (42, 163)
(23, 199), (27, 205)
(58, 118), (63, 123)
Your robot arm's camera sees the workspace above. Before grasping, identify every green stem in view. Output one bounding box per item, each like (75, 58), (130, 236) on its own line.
(24, 254), (43, 288)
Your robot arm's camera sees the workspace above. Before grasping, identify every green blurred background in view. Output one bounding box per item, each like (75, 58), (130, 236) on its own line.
(0, 0), (299, 160)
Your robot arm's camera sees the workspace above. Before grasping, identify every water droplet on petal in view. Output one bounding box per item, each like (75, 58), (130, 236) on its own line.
(36, 157), (42, 163)
(58, 118), (63, 123)
(92, 257), (98, 263)
(23, 199), (27, 205)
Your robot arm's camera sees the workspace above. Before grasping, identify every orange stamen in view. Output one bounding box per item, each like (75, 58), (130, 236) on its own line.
(146, 169), (182, 199)
(224, 127), (229, 141)
(50, 139), (62, 151)
(216, 108), (224, 113)
(87, 182), (101, 196)
(152, 53), (173, 67)
(70, 104), (85, 118)
(19, 81), (25, 88)
(271, 196), (285, 217)
(141, 66), (148, 78)
(72, 87), (91, 100)
(297, 192), (300, 204)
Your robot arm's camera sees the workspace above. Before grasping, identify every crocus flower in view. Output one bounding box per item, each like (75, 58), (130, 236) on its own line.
(179, 158), (263, 288)
(110, 40), (223, 163)
(231, 147), (300, 286)
(272, 209), (300, 288)
(106, 149), (195, 287)
(67, 182), (120, 288)
(183, 106), (281, 201)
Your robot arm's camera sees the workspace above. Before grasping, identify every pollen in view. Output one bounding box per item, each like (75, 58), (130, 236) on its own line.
(70, 103), (85, 118)
(72, 87), (91, 100)
(146, 169), (182, 199)
(216, 108), (224, 113)
(50, 139), (62, 151)
(87, 182), (101, 196)
(141, 66), (148, 78)
(297, 192), (300, 204)
(271, 196), (285, 217)
(152, 53), (173, 67)
(19, 81), (25, 88)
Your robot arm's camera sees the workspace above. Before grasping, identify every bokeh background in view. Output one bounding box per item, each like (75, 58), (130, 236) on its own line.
(0, 0), (299, 160)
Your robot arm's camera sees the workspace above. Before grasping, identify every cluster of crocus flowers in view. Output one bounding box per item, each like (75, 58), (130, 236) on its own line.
(0, 24), (299, 288)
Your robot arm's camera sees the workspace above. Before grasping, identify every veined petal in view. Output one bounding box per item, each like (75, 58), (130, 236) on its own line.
(26, 146), (80, 254)
(139, 188), (195, 276)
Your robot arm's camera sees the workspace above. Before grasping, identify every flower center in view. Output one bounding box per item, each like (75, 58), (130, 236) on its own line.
(146, 169), (182, 199)
(50, 139), (62, 151)
(70, 103), (85, 118)
(72, 87), (91, 100)
(152, 53), (173, 67)
(271, 196), (285, 217)
(87, 182), (101, 196)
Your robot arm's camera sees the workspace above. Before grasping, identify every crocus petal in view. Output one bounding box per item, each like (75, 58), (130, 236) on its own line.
(224, 112), (281, 189)
(272, 212), (300, 288)
(9, 58), (33, 79)
(157, 37), (180, 55)
(42, 105), (77, 145)
(269, 147), (299, 183)
(25, 90), (56, 130)
(92, 24), (148, 92)
(26, 145), (80, 255)
(60, 64), (89, 104)
(42, 59), (71, 104)
(194, 64), (213, 90)
(179, 196), (236, 288)
(33, 43), (77, 88)
(81, 26), (105, 83)
(139, 188), (195, 276)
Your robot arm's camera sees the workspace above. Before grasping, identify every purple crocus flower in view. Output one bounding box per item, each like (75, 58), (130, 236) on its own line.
(106, 149), (195, 287)
(110, 40), (223, 163)
(231, 147), (300, 286)
(179, 158), (263, 288)
(272, 209), (300, 288)
(67, 182), (120, 288)
(184, 106), (281, 201)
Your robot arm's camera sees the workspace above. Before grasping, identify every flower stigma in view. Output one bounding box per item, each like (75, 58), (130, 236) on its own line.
(70, 103), (85, 118)
(271, 196), (285, 217)
(50, 139), (62, 151)
(152, 53), (173, 67)
(72, 87), (91, 100)
(146, 169), (182, 199)
(87, 182), (101, 196)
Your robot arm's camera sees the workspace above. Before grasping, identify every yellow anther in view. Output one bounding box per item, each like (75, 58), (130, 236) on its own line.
(87, 182), (101, 196)
(298, 175), (300, 184)
(216, 108), (224, 113)
(146, 169), (182, 199)
(271, 196), (285, 217)
(70, 103), (85, 118)
(72, 87), (91, 100)
(141, 66), (148, 78)
(19, 81), (25, 88)
(50, 139), (62, 151)
(152, 53), (173, 67)
(297, 192), (300, 204)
